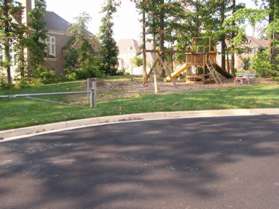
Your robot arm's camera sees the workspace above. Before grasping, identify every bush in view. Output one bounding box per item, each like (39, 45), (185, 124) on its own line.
(34, 66), (64, 84)
(65, 58), (104, 80)
(131, 56), (143, 67)
(0, 76), (11, 89)
(15, 78), (42, 89)
(251, 50), (273, 77)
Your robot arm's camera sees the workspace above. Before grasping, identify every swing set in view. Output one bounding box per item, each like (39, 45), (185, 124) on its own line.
(142, 37), (233, 90)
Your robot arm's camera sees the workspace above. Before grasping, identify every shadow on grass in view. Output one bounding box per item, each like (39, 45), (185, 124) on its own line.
(0, 115), (279, 209)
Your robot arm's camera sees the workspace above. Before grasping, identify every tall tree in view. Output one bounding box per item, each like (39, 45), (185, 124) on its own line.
(26, 0), (47, 77)
(0, 0), (23, 85)
(64, 12), (101, 78)
(268, 0), (279, 69)
(99, 0), (119, 75)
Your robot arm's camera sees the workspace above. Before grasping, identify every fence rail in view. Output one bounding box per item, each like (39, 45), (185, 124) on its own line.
(0, 78), (97, 108)
(0, 91), (90, 99)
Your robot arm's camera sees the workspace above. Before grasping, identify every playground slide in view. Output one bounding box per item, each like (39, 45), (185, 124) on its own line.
(212, 64), (233, 79)
(167, 63), (189, 81)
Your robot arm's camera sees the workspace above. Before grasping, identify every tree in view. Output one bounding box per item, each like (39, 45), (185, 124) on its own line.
(0, 0), (23, 85)
(26, 0), (47, 78)
(64, 12), (101, 79)
(99, 0), (119, 76)
(267, 0), (279, 71)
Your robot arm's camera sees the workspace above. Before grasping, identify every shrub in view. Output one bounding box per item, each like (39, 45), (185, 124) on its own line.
(65, 58), (103, 80)
(131, 56), (143, 67)
(15, 78), (42, 89)
(0, 76), (11, 89)
(241, 57), (251, 71)
(251, 50), (273, 77)
(34, 66), (64, 84)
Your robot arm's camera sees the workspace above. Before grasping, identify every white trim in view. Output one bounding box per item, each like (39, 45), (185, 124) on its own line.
(46, 35), (56, 58)
(48, 30), (71, 36)
(45, 57), (57, 62)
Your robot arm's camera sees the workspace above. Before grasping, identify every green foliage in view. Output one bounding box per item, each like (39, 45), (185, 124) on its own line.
(99, 0), (119, 76)
(0, 0), (25, 85)
(26, 0), (47, 71)
(0, 74), (11, 89)
(64, 48), (79, 70)
(131, 56), (143, 67)
(241, 57), (251, 71)
(65, 12), (102, 80)
(34, 66), (64, 84)
(251, 50), (273, 77)
(15, 77), (42, 88)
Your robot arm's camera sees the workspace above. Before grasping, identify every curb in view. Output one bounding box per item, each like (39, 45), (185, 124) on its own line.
(1, 108), (279, 142)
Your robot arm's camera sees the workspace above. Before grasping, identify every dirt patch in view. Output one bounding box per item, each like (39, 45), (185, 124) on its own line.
(95, 78), (272, 102)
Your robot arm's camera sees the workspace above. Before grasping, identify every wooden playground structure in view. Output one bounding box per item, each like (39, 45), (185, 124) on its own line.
(142, 37), (233, 89)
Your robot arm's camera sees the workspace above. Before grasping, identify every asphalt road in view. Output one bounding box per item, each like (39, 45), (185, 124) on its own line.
(0, 115), (279, 209)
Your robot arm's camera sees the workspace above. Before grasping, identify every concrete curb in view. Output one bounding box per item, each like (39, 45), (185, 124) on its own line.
(1, 108), (279, 142)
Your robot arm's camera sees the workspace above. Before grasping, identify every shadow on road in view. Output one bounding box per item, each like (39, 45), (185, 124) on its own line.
(0, 115), (279, 209)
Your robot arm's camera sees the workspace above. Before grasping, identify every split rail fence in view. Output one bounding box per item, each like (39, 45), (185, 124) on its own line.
(0, 78), (97, 108)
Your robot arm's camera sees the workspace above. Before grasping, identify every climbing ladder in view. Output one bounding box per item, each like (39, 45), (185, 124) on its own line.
(207, 61), (223, 84)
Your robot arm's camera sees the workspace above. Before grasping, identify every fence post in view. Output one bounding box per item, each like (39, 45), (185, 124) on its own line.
(90, 78), (97, 108)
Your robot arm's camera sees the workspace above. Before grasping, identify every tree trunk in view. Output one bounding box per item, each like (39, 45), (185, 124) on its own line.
(152, 6), (158, 94)
(231, 0), (236, 75)
(19, 45), (25, 78)
(3, 0), (12, 85)
(269, 0), (279, 69)
(142, 3), (148, 84)
(4, 42), (12, 85)
(159, 0), (165, 77)
(220, 0), (226, 71)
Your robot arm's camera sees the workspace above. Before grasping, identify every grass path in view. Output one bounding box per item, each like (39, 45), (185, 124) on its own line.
(0, 84), (279, 130)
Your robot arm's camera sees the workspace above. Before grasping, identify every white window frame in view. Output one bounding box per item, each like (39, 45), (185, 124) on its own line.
(46, 35), (56, 58)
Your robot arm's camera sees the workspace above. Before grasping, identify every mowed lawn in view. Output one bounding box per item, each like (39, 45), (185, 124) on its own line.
(0, 83), (279, 130)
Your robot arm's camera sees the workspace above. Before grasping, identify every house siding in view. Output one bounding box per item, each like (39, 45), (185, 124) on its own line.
(45, 33), (71, 75)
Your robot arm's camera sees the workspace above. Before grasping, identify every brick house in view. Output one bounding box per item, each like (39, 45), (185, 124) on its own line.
(23, 0), (73, 75)
(0, 0), (81, 79)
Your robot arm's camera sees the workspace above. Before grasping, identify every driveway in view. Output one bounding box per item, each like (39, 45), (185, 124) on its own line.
(0, 115), (279, 209)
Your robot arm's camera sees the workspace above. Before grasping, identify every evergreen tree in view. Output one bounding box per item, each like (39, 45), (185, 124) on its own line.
(26, 0), (47, 77)
(65, 12), (101, 79)
(0, 0), (23, 85)
(99, 0), (119, 75)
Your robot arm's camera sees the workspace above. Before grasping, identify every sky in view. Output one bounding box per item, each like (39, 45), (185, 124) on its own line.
(46, 0), (257, 41)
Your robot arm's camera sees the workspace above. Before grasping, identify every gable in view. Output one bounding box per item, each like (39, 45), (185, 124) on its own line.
(44, 11), (71, 33)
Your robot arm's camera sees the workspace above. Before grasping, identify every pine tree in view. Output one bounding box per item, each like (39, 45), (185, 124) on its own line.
(0, 0), (23, 85)
(99, 0), (119, 76)
(268, 0), (279, 70)
(26, 0), (47, 77)
(65, 12), (101, 78)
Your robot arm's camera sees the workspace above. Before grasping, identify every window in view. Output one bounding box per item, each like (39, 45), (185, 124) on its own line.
(32, 0), (35, 9)
(46, 35), (56, 58)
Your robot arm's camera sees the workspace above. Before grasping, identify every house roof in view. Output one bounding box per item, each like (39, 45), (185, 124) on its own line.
(44, 11), (71, 33)
(117, 39), (140, 54)
(247, 36), (270, 48)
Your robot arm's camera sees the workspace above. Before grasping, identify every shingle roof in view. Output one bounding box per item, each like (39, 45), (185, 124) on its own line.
(117, 39), (140, 54)
(247, 36), (270, 48)
(44, 11), (71, 33)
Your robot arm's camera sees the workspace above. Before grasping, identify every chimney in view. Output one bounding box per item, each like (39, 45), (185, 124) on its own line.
(21, 0), (33, 25)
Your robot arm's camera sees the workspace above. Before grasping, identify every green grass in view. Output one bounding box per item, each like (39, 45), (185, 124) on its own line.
(0, 80), (86, 95)
(0, 84), (279, 130)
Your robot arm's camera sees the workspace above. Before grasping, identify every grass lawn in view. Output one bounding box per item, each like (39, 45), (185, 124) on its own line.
(0, 83), (279, 130)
